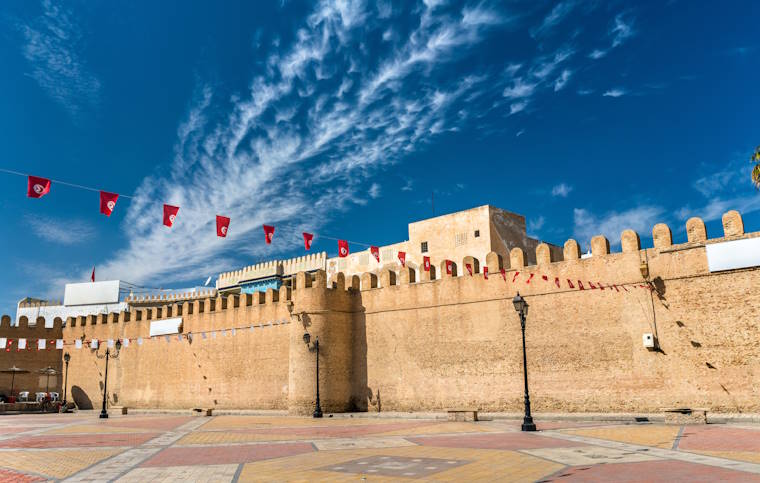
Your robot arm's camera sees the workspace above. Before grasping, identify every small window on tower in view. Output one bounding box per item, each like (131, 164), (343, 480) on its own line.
(421, 242), (428, 253)
(474, 230), (480, 238)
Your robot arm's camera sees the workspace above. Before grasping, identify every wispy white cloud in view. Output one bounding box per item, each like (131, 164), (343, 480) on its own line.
(611, 13), (635, 48)
(551, 183), (573, 197)
(368, 183), (381, 199)
(677, 155), (760, 223)
(528, 215), (546, 234)
(577, 88), (594, 95)
(531, 1), (575, 38)
(509, 100), (528, 115)
(554, 69), (573, 91)
(574, 205), (664, 246)
(25, 215), (97, 245)
(588, 11), (635, 60)
(503, 77), (538, 99)
(515, 128), (525, 137)
(21, 0), (101, 117)
(68, 0), (511, 288)
(401, 179), (414, 191)
(602, 88), (627, 97)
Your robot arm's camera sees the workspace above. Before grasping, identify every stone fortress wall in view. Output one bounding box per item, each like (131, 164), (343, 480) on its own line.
(33, 209), (760, 414)
(0, 316), (64, 396)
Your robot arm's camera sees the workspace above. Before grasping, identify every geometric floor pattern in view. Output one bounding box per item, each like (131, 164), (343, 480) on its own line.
(0, 412), (759, 481)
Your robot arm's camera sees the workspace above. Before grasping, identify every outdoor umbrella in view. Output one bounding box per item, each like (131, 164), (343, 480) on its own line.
(38, 367), (61, 393)
(1, 366), (30, 398)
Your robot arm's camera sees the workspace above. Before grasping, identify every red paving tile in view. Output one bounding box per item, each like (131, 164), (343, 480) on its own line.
(0, 427), (35, 434)
(0, 468), (46, 482)
(140, 442), (315, 467)
(408, 432), (586, 450)
(678, 426), (760, 452)
(0, 432), (159, 448)
(539, 460), (760, 482)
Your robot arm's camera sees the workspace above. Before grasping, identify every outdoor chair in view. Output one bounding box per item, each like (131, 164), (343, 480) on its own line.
(18, 391), (29, 402)
(35, 392), (47, 403)
(50, 392), (60, 401)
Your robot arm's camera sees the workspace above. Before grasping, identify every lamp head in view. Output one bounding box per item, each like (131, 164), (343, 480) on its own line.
(115, 339), (122, 351)
(639, 261), (650, 279)
(303, 332), (311, 345)
(512, 292), (527, 314)
(64, 352), (70, 363)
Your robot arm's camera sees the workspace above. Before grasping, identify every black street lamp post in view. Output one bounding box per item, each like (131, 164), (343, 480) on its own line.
(62, 353), (70, 407)
(302, 332), (323, 418)
(98, 340), (121, 419)
(513, 293), (536, 432)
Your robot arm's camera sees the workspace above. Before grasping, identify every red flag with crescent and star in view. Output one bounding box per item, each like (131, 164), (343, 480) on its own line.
(27, 176), (51, 198)
(370, 246), (379, 262)
(99, 191), (119, 216)
(263, 225), (275, 244)
(303, 232), (313, 250)
(163, 204), (179, 227)
(423, 256), (431, 271)
(216, 216), (230, 237)
(338, 240), (349, 257)
(398, 251), (406, 267)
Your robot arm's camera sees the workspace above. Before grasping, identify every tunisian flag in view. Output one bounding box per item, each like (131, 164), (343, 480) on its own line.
(484, 267), (489, 279)
(99, 191), (119, 216)
(27, 176), (51, 198)
(303, 232), (313, 250)
(423, 256), (431, 271)
(370, 246), (379, 263)
(163, 204), (179, 227)
(465, 263), (473, 276)
(445, 260), (453, 275)
(398, 251), (406, 267)
(216, 215), (230, 237)
(91, 266), (95, 282)
(263, 225), (275, 244)
(338, 240), (349, 257)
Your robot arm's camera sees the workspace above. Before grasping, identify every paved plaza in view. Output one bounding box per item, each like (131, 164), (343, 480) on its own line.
(0, 412), (760, 482)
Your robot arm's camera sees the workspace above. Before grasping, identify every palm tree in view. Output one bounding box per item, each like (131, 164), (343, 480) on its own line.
(753, 146), (760, 189)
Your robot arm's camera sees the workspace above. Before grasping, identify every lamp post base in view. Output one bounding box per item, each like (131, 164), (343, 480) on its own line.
(521, 416), (536, 432)
(313, 408), (323, 418)
(99, 411), (109, 419)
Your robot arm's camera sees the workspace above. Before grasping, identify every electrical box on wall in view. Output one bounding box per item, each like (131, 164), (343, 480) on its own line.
(643, 333), (656, 349)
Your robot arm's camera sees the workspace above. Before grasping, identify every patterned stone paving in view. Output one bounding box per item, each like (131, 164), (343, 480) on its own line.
(320, 455), (470, 478)
(0, 412), (758, 481)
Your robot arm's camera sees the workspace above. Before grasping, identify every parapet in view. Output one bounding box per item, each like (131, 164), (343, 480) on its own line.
(125, 289), (216, 305)
(217, 252), (327, 290)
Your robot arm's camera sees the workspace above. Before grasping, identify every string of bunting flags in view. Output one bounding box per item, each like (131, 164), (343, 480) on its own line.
(5, 167), (659, 297)
(0, 317), (292, 352)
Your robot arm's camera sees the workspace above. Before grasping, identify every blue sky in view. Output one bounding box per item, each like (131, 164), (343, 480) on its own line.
(0, 0), (758, 312)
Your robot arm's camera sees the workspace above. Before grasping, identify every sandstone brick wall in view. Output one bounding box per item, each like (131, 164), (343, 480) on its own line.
(40, 210), (760, 414)
(0, 316), (63, 397)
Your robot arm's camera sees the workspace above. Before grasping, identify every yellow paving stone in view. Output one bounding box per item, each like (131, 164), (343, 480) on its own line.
(46, 424), (150, 435)
(376, 421), (497, 437)
(562, 424), (681, 448)
(238, 442), (561, 482)
(688, 450), (760, 464)
(0, 448), (123, 479)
